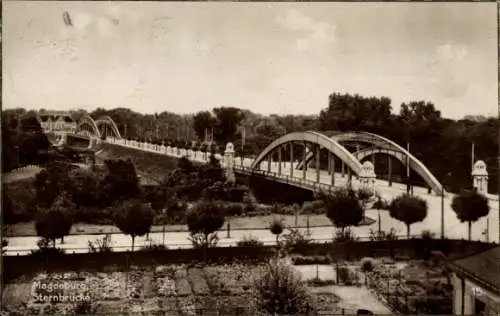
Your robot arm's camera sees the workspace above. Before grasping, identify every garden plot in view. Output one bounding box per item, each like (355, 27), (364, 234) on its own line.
(2, 263), (348, 315)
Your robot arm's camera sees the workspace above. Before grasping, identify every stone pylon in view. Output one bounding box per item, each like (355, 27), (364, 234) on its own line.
(224, 142), (236, 183)
(359, 161), (376, 193)
(471, 160), (488, 195)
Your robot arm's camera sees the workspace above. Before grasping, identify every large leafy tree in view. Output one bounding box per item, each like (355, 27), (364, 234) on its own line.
(113, 200), (154, 251)
(99, 159), (141, 206)
(35, 195), (73, 247)
(318, 93), (392, 135)
(34, 163), (73, 208)
(198, 155), (225, 186)
(451, 190), (490, 240)
(193, 111), (216, 141)
(68, 168), (101, 207)
(1, 112), (50, 170)
(389, 194), (428, 238)
(213, 107), (245, 144)
(319, 189), (364, 233)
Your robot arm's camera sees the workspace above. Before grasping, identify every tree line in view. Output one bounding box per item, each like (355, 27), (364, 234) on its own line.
(3, 92), (498, 193)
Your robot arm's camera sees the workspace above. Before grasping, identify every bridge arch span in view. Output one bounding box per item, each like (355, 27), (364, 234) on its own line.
(96, 116), (122, 139)
(298, 131), (445, 195)
(76, 115), (101, 138)
(250, 131), (363, 175)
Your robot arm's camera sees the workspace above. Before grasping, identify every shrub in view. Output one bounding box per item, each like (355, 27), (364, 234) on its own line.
(226, 185), (250, 203)
(140, 241), (168, 252)
(368, 228), (398, 241)
(188, 232), (220, 249)
(291, 255), (330, 265)
(360, 257), (376, 273)
(333, 227), (359, 242)
(237, 235), (264, 247)
(252, 258), (315, 315)
(281, 228), (313, 253)
(337, 266), (354, 285)
(88, 234), (113, 253)
(30, 238), (65, 256)
(243, 202), (257, 214)
(222, 202), (245, 217)
(306, 278), (336, 287)
(310, 200), (324, 213)
(421, 230), (436, 239)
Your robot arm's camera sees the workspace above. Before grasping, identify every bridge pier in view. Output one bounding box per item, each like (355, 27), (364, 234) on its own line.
(290, 143), (294, 178)
(472, 160), (489, 195)
(359, 161), (376, 193)
(224, 143), (235, 183)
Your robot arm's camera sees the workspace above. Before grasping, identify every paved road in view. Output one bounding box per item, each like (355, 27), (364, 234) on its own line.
(5, 207), (495, 255)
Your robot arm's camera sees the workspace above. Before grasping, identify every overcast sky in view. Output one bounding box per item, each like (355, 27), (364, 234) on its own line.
(3, 2), (497, 119)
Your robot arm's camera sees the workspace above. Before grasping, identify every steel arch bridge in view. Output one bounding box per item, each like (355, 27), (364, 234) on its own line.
(249, 130), (445, 195)
(76, 115), (122, 139)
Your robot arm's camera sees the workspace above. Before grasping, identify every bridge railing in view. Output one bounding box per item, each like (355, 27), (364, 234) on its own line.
(235, 165), (339, 193)
(103, 137), (500, 201)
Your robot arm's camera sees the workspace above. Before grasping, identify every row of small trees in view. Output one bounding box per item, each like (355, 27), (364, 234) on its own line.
(33, 184), (490, 254)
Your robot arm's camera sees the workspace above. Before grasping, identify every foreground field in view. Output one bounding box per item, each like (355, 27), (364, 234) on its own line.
(2, 263), (343, 316)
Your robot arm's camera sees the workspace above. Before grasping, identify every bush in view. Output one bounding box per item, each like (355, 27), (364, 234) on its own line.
(88, 234), (113, 253)
(140, 241), (168, 252)
(360, 257), (376, 272)
(30, 238), (65, 256)
(252, 258), (316, 315)
(226, 185), (250, 203)
(222, 202), (245, 217)
(301, 200), (325, 215)
(188, 232), (220, 249)
(333, 228), (359, 242)
(237, 235), (264, 247)
(310, 200), (325, 214)
(281, 228), (313, 253)
(368, 228), (398, 241)
(421, 230), (436, 239)
(243, 202), (257, 214)
(337, 265), (355, 285)
(291, 255), (330, 265)
(306, 278), (336, 287)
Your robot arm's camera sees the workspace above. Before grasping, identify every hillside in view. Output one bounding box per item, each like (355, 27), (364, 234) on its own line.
(95, 143), (186, 184)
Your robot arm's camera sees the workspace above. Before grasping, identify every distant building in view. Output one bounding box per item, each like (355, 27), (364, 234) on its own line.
(449, 246), (500, 315)
(37, 111), (77, 134)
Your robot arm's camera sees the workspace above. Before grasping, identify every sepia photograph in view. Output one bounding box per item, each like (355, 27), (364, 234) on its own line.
(1, 1), (499, 315)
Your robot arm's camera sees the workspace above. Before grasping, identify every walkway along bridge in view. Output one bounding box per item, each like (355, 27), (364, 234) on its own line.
(71, 116), (499, 243)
